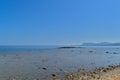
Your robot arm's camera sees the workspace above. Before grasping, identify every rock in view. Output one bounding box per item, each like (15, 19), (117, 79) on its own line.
(42, 67), (47, 70)
(52, 74), (56, 77)
(89, 51), (94, 53)
(106, 51), (109, 53)
(113, 52), (118, 54)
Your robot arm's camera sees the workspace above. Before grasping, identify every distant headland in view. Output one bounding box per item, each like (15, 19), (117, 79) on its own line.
(81, 42), (120, 46)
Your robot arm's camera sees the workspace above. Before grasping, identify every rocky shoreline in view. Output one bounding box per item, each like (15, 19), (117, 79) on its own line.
(52, 64), (120, 80)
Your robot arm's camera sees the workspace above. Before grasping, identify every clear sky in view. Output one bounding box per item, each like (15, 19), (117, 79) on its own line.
(0, 0), (120, 45)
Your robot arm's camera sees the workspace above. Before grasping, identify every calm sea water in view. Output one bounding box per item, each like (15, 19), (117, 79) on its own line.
(0, 45), (59, 53)
(0, 46), (120, 80)
(0, 45), (119, 51)
(0, 45), (58, 50)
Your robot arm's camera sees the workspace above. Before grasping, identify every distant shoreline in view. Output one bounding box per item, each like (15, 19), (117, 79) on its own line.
(81, 42), (120, 46)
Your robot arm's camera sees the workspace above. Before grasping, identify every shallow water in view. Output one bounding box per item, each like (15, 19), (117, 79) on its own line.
(0, 46), (120, 80)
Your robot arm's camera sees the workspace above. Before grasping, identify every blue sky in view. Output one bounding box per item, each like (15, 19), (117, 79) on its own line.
(0, 0), (120, 45)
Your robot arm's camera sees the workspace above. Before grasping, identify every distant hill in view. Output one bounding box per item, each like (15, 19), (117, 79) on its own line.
(81, 42), (120, 46)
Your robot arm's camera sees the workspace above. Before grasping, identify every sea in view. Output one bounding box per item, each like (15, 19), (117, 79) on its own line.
(0, 45), (120, 80)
